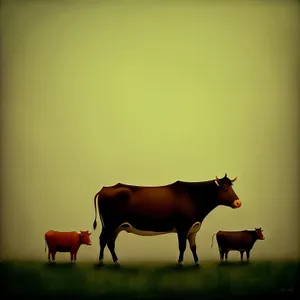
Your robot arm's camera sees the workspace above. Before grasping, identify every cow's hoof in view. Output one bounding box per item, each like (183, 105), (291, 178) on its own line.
(177, 262), (184, 268)
(114, 261), (120, 268)
(195, 262), (200, 268)
(98, 259), (104, 266)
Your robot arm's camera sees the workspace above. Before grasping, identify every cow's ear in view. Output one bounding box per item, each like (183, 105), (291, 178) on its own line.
(215, 180), (220, 187)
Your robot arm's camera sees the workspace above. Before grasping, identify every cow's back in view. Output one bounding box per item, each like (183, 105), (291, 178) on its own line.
(100, 183), (193, 217)
(98, 182), (196, 232)
(128, 186), (182, 214)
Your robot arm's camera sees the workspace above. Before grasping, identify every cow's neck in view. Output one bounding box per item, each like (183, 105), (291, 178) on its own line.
(78, 237), (83, 247)
(249, 231), (258, 243)
(176, 180), (221, 222)
(189, 180), (220, 222)
(196, 200), (219, 222)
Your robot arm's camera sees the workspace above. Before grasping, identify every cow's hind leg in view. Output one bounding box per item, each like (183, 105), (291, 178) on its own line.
(107, 232), (120, 267)
(98, 229), (108, 266)
(187, 233), (200, 267)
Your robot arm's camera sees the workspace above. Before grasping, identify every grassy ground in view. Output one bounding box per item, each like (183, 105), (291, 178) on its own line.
(1, 259), (299, 299)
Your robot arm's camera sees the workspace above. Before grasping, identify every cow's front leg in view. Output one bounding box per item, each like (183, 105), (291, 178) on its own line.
(187, 233), (200, 267)
(73, 252), (77, 263)
(177, 232), (187, 267)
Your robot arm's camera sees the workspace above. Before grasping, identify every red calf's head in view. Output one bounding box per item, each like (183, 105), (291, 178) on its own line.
(79, 230), (92, 245)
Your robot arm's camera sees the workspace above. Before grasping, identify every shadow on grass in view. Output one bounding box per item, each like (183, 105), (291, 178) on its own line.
(154, 263), (201, 273)
(92, 262), (143, 275)
(218, 261), (250, 267)
(43, 262), (76, 270)
(92, 261), (204, 275)
(93, 263), (120, 270)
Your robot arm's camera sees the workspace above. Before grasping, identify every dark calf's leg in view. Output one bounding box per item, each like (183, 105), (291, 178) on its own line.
(99, 230), (107, 266)
(177, 232), (187, 267)
(225, 250), (229, 262)
(48, 250), (51, 263)
(188, 233), (200, 267)
(240, 251), (244, 262)
(219, 248), (225, 262)
(246, 250), (250, 262)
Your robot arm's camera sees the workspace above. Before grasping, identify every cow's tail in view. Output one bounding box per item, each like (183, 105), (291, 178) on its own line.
(211, 233), (217, 248)
(93, 190), (101, 230)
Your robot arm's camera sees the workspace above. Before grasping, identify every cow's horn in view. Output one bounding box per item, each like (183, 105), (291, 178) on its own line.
(216, 176), (219, 181)
(231, 176), (237, 182)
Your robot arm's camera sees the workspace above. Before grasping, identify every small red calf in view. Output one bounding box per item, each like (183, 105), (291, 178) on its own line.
(45, 230), (92, 263)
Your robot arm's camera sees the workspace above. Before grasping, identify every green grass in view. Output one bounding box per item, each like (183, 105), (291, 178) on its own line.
(1, 260), (299, 299)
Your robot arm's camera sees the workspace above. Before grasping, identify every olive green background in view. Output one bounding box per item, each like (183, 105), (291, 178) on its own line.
(1, 0), (299, 263)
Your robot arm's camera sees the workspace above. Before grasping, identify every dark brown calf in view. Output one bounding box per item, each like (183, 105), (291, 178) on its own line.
(211, 228), (265, 262)
(45, 230), (92, 263)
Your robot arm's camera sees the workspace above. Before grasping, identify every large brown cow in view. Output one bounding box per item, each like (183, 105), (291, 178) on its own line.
(211, 228), (265, 262)
(44, 230), (92, 263)
(92, 173), (242, 267)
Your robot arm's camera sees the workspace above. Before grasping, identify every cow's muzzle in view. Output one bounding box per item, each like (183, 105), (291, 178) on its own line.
(232, 199), (242, 208)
